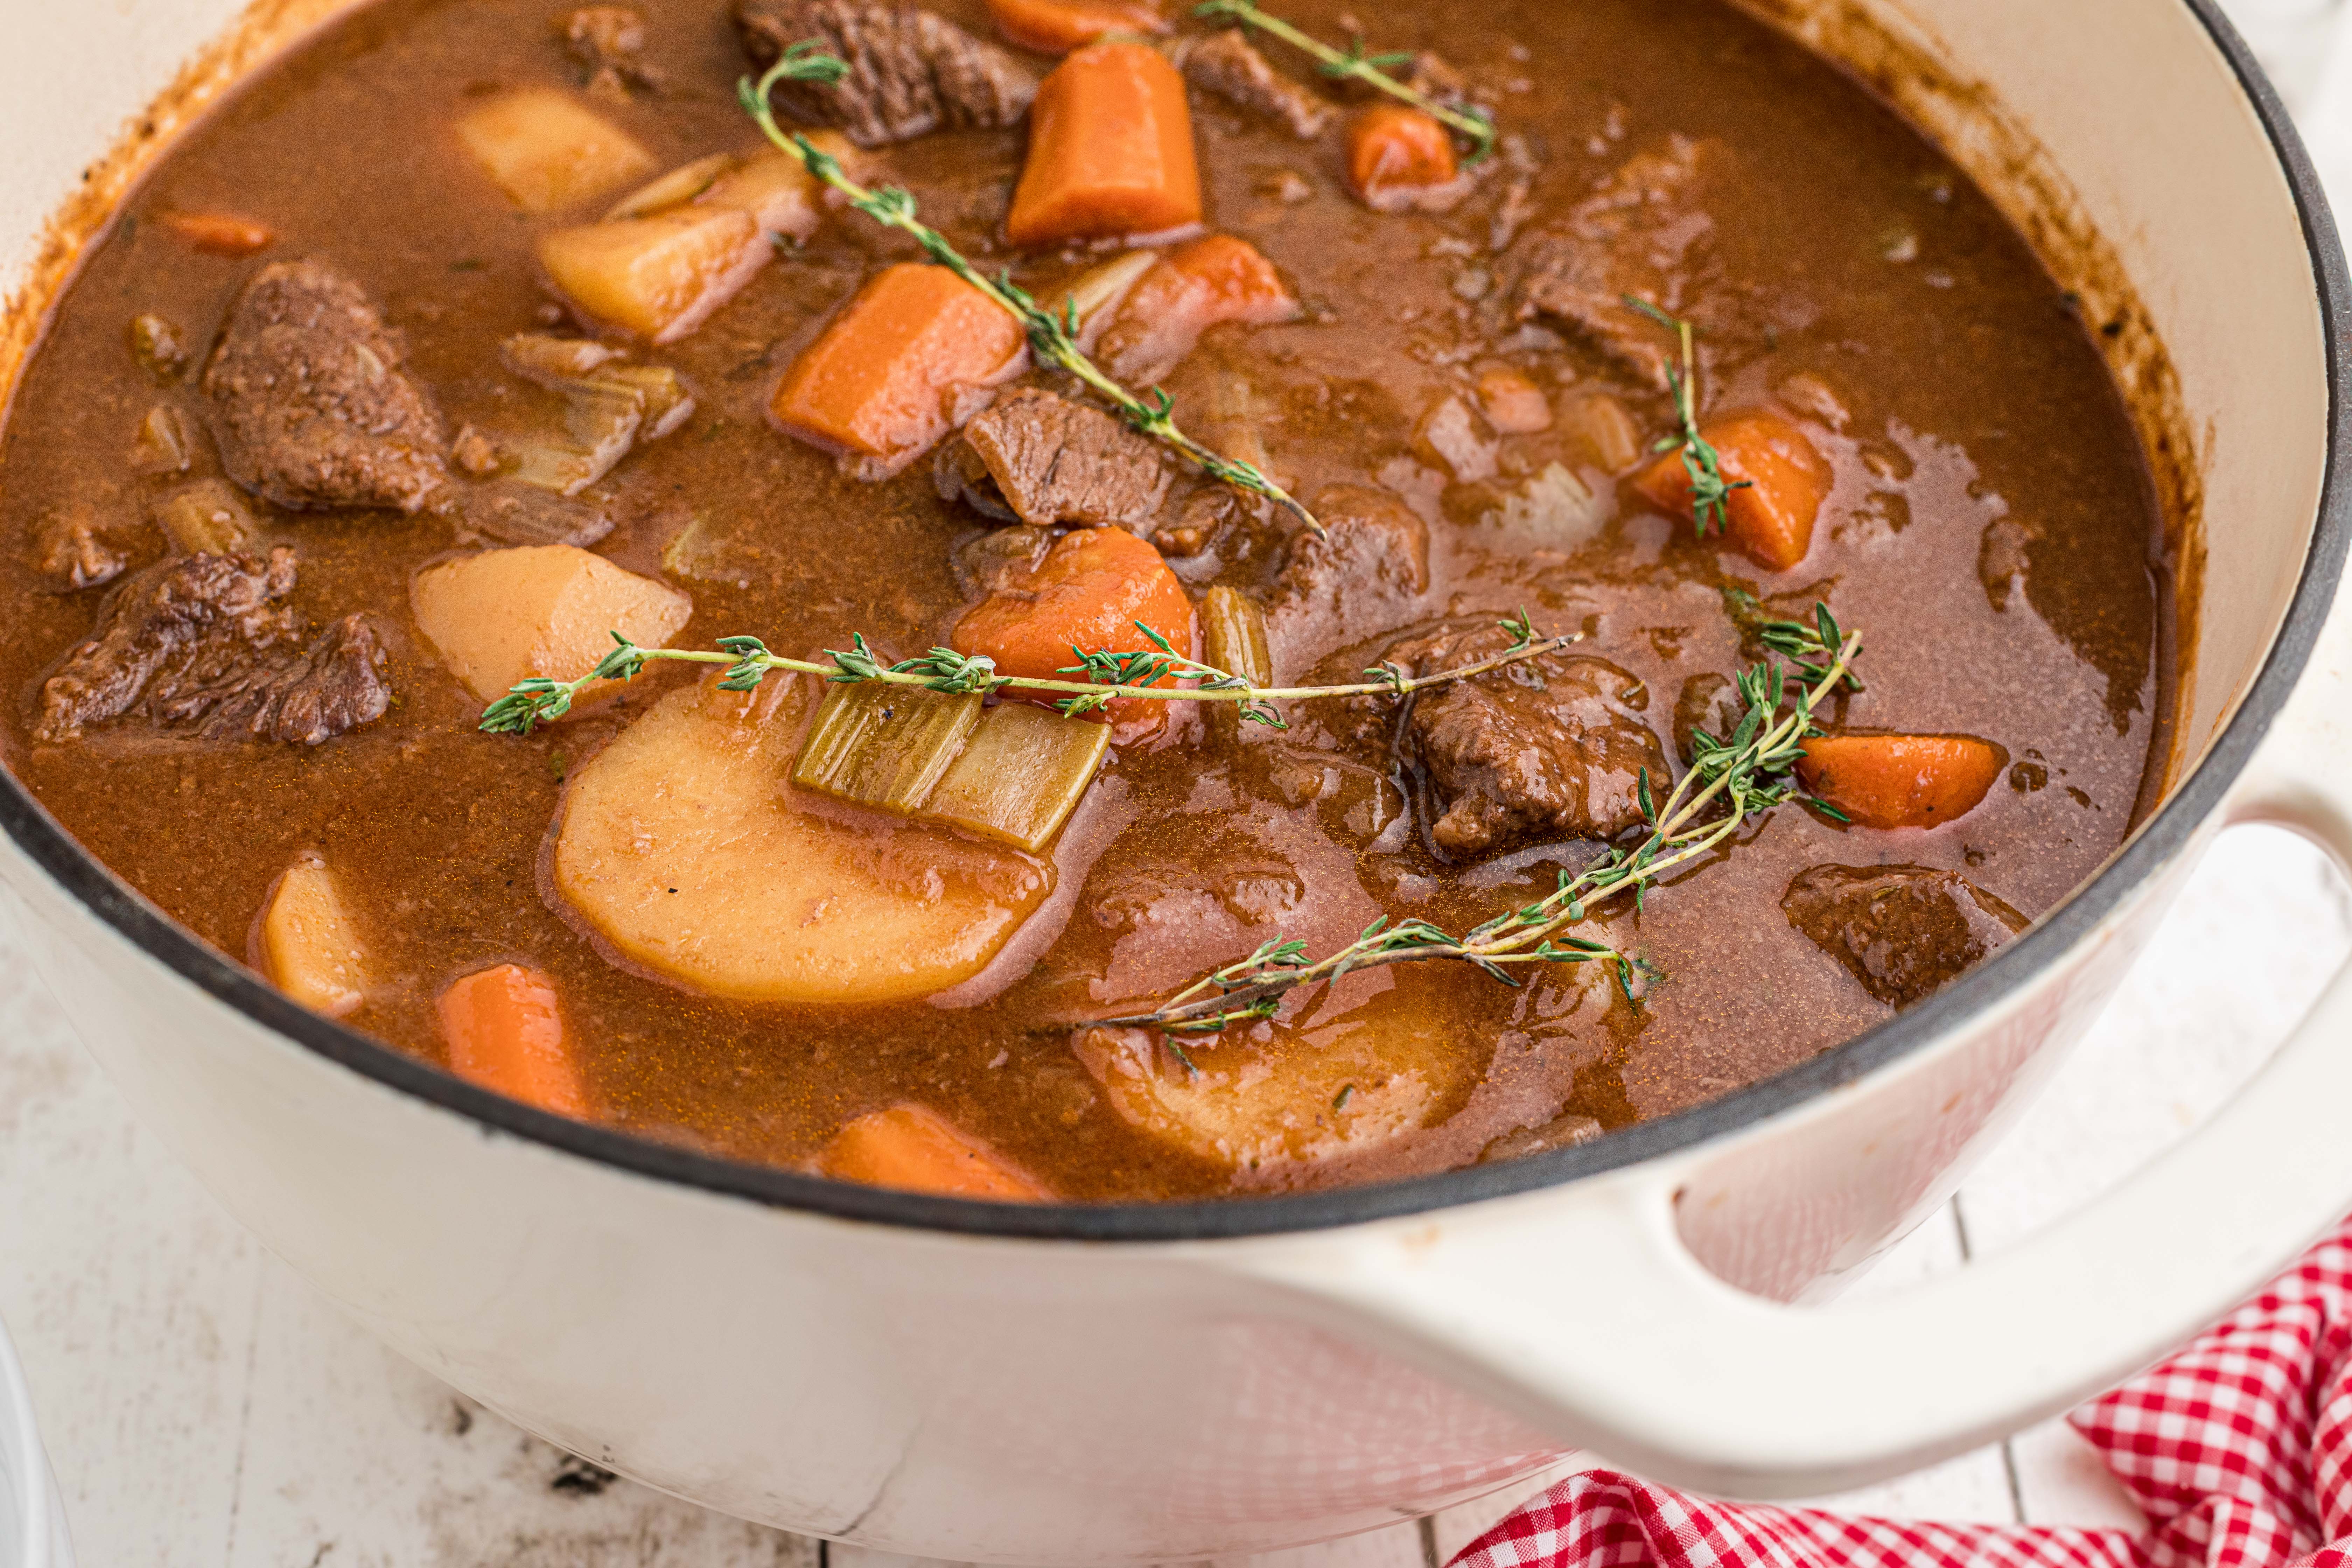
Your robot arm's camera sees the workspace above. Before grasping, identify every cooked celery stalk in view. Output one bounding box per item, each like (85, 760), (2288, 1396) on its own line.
(925, 703), (1110, 853)
(793, 682), (983, 814)
(1198, 586), (1272, 745)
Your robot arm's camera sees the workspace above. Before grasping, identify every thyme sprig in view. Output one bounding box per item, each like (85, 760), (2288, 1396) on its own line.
(479, 611), (1578, 736)
(1100, 611), (1863, 1033)
(1192, 0), (1497, 161)
(1626, 296), (1750, 539)
(1725, 590), (1864, 694)
(740, 50), (1321, 535)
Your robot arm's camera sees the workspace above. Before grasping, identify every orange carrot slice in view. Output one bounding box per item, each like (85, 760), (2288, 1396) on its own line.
(1631, 411), (1831, 573)
(985, 0), (1166, 54)
(951, 527), (1194, 736)
(770, 263), (1025, 469)
(1344, 104), (1458, 209)
(437, 964), (590, 1117)
(1797, 734), (2007, 830)
(157, 210), (275, 257)
(1007, 41), (1201, 246)
(816, 1104), (1053, 1200)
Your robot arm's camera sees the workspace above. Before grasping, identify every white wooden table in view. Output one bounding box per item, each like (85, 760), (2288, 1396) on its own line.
(1, 820), (2343, 1566)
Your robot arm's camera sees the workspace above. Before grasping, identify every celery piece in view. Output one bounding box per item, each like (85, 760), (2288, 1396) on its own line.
(792, 682), (983, 815)
(1198, 585), (1272, 745)
(925, 703), (1111, 853)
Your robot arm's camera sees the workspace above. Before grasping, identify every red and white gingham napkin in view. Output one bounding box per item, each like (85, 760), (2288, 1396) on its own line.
(1451, 1217), (2352, 1568)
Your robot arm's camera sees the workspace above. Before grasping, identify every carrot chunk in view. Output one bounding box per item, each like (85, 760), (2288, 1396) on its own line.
(1097, 233), (1298, 382)
(951, 527), (1194, 736)
(1007, 41), (1201, 247)
(770, 263), (1025, 470)
(1797, 734), (2007, 830)
(437, 964), (590, 1118)
(816, 1104), (1053, 1200)
(1344, 104), (1458, 210)
(1631, 411), (1830, 572)
(985, 0), (1166, 54)
(157, 211), (275, 257)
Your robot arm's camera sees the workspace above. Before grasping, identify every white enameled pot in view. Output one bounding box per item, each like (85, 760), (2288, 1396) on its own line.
(5, 0), (2352, 1559)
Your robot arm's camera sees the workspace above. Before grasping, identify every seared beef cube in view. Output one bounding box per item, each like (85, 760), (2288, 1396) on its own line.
(33, 548), (388, 747)
(1782, 864), (2028, 1008)
(955, 389), (1171, 528)
(734, 0), (1035, 148)
(1265, 484), (1429, 669)
(148, 614), (391, 746)
(35, 550), (298, 741)
(1177, 31), (1331, 139)
(203, 261), (448, 513)
(1517, 136), (1731, 389)
(1388, 624), (1667, 855)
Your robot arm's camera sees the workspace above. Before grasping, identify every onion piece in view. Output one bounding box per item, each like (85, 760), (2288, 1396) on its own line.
(602, 151), (737, 221)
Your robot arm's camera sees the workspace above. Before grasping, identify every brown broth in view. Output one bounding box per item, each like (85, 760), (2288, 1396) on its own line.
(0, 0), (2168, 1199)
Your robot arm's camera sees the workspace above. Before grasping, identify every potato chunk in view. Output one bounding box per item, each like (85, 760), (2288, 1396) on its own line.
(456, 88), (655, 214)
(553, 678), (1055, 1002)
(1078, 953), (1619, 1181)
(256, 854), (369, 1018)
(410, 545), (691, 706)
(539, 207), (765, 343)
(542, 138), (855, 342)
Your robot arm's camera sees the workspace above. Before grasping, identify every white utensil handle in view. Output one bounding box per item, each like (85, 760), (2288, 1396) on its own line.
(1238, 580), (2352, 1500)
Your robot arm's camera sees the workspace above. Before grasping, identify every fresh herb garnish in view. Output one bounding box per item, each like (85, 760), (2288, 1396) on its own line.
(1724, 590), (1863, 694)
(479, 611), (1578, 737)
(1192, 0), (1497, 162)
(1626, 296), (1750, 539)
(740, 48), (1322, 535)
(1100, 610), (1863, 1034)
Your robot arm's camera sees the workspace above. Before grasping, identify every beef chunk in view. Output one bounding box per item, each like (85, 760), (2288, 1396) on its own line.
(952, 389), (1171, 528)
(1782, 864), (2029, 1008)
(33, 549), (387, 746)
(148, 614), (391, 745)
(1386, 624), (1667, 855)
(203, 260), (448, 513)
(1517, 136), (1732, 389)
(734, 0), (1034, 148)
(1265, 484), (1430, 668)
(1177, 31), (1331, 139)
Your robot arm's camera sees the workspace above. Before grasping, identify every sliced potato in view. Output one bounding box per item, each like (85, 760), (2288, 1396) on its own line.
(256, 854), (369, 1018)
(1078, 953), (1618, 1178)
(456, 88), (655, 214)
(410, 544), (691, 706)
(697, 142), (846, 238)
(553, 677), (1055, 1003)
(538, 206), (765, 343)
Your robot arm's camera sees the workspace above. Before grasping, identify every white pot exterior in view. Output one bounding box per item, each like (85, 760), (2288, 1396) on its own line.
(4, 0), (2351, 1560)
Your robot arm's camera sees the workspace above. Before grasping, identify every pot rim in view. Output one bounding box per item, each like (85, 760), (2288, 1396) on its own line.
(1, 0), (2343, 1244)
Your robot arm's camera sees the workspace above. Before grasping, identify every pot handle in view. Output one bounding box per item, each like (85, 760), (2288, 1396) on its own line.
(1233, 593), (2352, 1500)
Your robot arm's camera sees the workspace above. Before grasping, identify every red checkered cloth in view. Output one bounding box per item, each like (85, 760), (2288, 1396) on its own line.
(1451, 1219), (2352, 1568)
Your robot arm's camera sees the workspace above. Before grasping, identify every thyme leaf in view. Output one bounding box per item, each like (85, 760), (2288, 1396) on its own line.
(739, 53), (1323, 535)
(478, 619), (1584, 737)
(1192, 0), (1497, 162)
(1097, 609), (1864, 1033)
(1625, 295), (1750, 539)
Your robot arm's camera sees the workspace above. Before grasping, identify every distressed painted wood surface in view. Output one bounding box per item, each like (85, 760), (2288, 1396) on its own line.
(0, 822), (2343, 1566)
